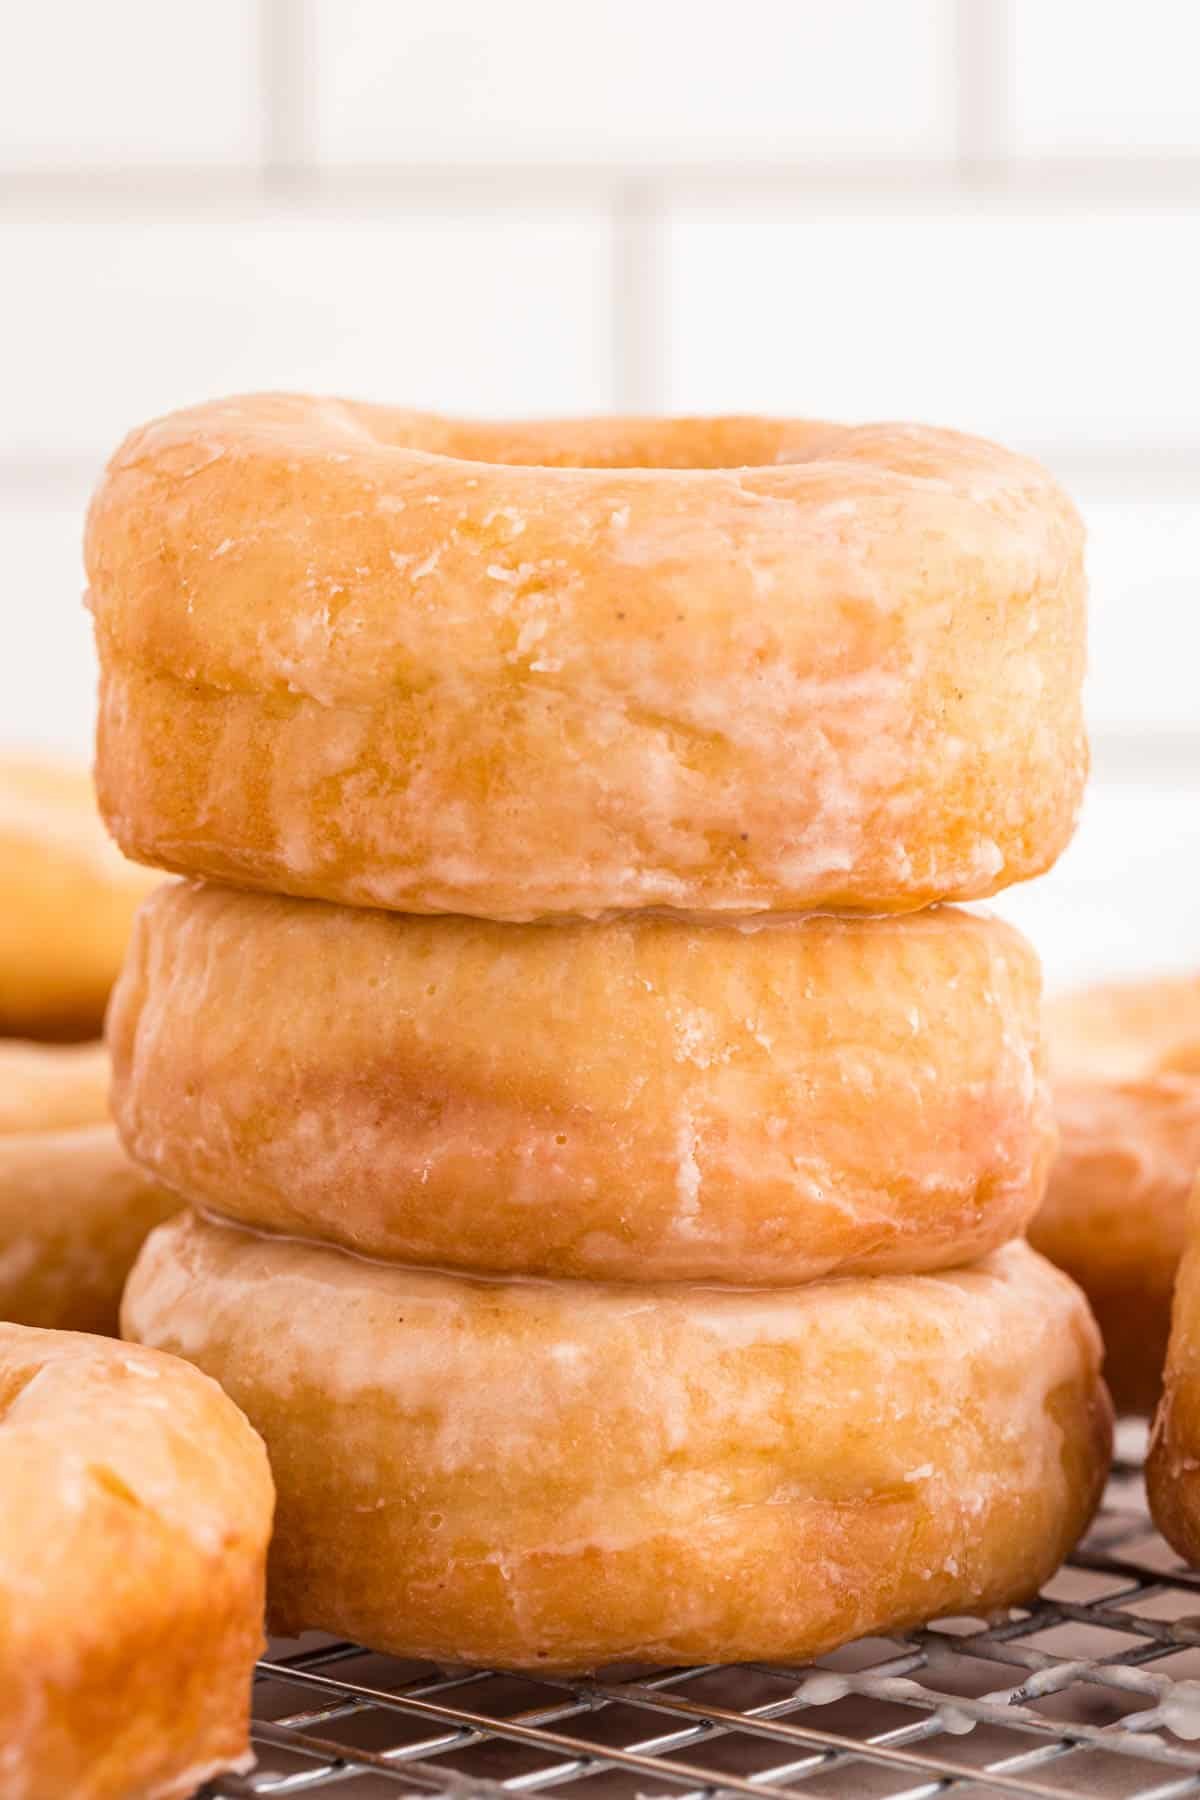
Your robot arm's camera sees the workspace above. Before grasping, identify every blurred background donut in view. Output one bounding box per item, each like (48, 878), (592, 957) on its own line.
(1032, 975), (1200, 1413)
(0, 756), (157, 1042)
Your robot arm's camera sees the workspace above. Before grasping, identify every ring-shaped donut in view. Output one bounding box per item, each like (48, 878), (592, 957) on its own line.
(0, 1042), (177, 1335)
(109, 881), (1053, 1285)
(1149, 1178), (1200, 1563)
(0, 757), (157, 1040)
(1031, 974), (1200, 1413)
(124, 1213), (1110, 1673)
(88, 397), (1087, 920)
(0, 1323), (272, 1798)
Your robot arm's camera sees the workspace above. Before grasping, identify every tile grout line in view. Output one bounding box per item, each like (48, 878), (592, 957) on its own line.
(4, 158), (1200, 218)
(955, 0), (1013, 176)
(1090, 731), (1200, 782)
(611, 177), (664, 412)
(260, 0), (316, 191)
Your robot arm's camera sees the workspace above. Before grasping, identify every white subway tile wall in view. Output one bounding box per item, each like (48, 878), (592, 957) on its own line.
(664, 211), (1200, 447)
(1, 0), (1197, 986)
(1079, 496), (1200, 736)
(991, 779), (1200, 992)
(314, 0), (956, 162)
(3, 217), (615, 459)
(1, 497), (98, 755)
(1011, 0), (1200, 154)
(1, 2), (260, 164)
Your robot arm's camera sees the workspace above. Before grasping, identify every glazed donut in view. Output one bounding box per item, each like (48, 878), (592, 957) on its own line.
(0, 756), (158, 1040)
(109, 882), (1052, 1285)
(1030, 974), (1200, 1413)
(1148, 1180), (1200, 1563)
(124, 1212), (1110, 1673)
(1045, 973), (1200, 1082)
(0, 1323), (272, 1799)
(0, 1040), (109, 1135)
(87, 396), (1087, 921)
(0, 1041), (177, 1335)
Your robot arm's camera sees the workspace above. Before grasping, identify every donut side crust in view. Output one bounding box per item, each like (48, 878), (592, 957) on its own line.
(88, 398), (1087, 918)
(125, 1215), (1110, 1673)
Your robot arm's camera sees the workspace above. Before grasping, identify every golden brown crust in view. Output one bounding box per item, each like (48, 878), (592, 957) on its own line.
(0, 1042), (178, 1335)
(0, 758), (158, 1041)
(0, 1126), (179, 1336)
(1046, 973), (1200, 1083)
(110, 883), (1052, 1284)
(1148, 1182), (1200, 1563)
(88, 396), (1087, 920)
(0, 1323), (272, 1799)
(1030, 1077), (1200, 1415)
(124, 1213), (1110, 1673)
(0, 1040), (109, 1135)
(1031, 976), (1200, 1413)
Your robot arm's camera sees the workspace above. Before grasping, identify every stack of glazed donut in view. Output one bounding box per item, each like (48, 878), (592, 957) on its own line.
(89, 395), (1113, 1672)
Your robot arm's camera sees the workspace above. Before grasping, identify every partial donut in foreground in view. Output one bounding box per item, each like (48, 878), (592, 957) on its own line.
(0, 1041), (177, 1335)
(0, 756), (158, 1040)
(124, 1213), (1111, 1673)
(1148, 1180), (1200, 1564)
(1031, 973), (1200, 1413)
(109, 882), (1053, 1285)
(88, 397), (1087, 920)
(0, 1323), (272, 1799)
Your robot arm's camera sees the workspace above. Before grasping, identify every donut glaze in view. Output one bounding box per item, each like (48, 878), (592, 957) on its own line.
(0, 757), (157, 1041)
(124, 1214), (1110, 1674)
(1031, 974), (1200, 1412)
(88, 397), (1087, 921)
(0, 1324), (272, 1799)
(109, 882), (1052, 1285)
(1148, 1180), (1200, 1564)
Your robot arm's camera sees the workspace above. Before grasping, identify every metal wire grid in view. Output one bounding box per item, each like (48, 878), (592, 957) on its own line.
(209, 1433), (1200, 1800)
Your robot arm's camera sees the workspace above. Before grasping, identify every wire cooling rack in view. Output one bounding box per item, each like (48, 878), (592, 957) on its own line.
(209, 1427), (1200, 1800)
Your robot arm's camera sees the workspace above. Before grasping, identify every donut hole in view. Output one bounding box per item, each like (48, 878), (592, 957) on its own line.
(380, 412), (837, 472)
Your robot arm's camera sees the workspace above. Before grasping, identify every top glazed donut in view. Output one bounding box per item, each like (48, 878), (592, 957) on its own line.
(87, 397), (1087, 920)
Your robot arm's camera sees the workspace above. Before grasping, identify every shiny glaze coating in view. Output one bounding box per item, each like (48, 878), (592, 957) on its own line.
(1032, 974), (1200, 1412)
(110, 883), (1052, 1284)
(1149, 1180), (1200, 1563)
(0, 1324), (272, 1799)
(125, 1215), (1110, 1673)
(88, 398), (1086, 920)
